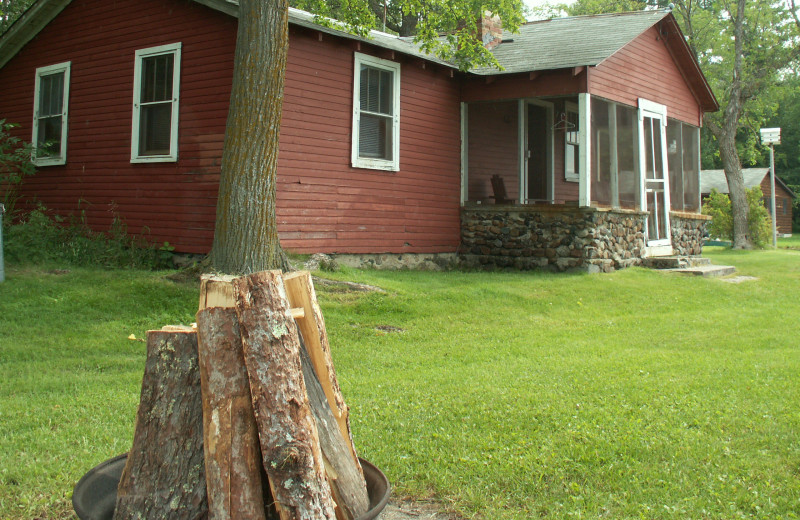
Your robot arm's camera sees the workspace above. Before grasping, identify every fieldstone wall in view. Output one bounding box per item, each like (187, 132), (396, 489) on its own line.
(460, 206), (648, 272)
(670, 212), (710, 256)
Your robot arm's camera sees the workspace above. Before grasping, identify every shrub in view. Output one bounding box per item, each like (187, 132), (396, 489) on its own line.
(0, 119), (37, 222)
(702, 186), (773, 247)
(4, 204), (175, 269)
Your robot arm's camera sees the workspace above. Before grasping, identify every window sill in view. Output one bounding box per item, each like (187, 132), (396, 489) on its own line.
(131, 156), (178, 164)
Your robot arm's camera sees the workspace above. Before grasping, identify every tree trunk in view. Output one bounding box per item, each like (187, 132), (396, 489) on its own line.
(209, 0), (289, 274)
(196, 307), (270, 520)
(114, 330), (208, 520)
(233, 271), (336, 520)
(717, 129), (752, 249)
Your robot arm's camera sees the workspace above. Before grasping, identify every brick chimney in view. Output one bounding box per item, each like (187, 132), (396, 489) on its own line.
(478, 12), (503, 50)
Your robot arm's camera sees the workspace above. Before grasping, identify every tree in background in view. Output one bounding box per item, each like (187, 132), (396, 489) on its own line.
(210, 0), (525, 274)
(702, 186), (773, 247)
(0, 0), (34, 34)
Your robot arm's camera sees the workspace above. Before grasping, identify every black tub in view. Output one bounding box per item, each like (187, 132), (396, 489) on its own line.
(73, 454), (390, 520)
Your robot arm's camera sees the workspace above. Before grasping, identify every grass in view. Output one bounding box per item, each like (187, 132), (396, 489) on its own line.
(1, 249), (799, 519)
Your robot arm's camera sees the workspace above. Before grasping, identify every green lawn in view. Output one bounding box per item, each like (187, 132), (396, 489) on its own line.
(1, 249), (799, 519)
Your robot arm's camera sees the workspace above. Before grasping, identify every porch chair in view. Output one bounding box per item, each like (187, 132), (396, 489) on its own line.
(490, 174), (516, 204)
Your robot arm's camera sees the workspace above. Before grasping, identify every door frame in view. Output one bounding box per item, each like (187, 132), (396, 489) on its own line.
(519, 98), (555, 203)
(638, 98), (672, 250)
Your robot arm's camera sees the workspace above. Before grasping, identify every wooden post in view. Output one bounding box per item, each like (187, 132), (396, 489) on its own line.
(114, 330), (207, 520)
(196, 306), (268, 520)
(233, 271), (336, 520)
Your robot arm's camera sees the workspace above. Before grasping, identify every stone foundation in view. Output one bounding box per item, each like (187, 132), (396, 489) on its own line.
(460, 205), (705, 272)
(670, 212), (710, 256)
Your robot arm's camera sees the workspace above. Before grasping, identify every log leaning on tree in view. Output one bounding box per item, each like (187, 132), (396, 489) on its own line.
(196, 307), (269, 520)
(298, 337), (369, 520)
(114, 330), (208, 520)
(233, 271), (337, 520)
(283, 271), (360, 468)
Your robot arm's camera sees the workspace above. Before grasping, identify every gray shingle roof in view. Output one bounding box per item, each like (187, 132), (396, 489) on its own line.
(701, 168), (795, 198)
(473, 9), (670, 75)
(700, 168), (769, 194)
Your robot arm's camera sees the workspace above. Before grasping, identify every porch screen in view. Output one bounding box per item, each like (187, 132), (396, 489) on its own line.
(591, 99), (612, 206)
(590, 99), (639, 209)
(667, 119), (700, 212)
(466, 101), (519, 203)
(616, 105), (638, 209)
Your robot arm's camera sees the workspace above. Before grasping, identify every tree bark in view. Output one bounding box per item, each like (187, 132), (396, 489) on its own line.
(114, 330), (208, 520)
(233, 271), (336, 520)
(196, 307), (269, 520)
(209, 0), (290, 274)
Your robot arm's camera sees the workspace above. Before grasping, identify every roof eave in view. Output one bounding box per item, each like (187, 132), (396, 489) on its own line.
(0, 0), (458, 71)
(0, 0), (72, 69)
(659, 15), (719, 113)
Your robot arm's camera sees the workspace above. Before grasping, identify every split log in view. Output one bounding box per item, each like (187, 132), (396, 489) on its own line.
(196, 307), (268, 520)
(299, 337), (369, 520)
(114, 330), (208, 520)
(283, 271), (360, 467)
(233, 271), (336, 520)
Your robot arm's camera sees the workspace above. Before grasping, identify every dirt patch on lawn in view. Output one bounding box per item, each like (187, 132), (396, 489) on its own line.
(378, 497), (463, 519)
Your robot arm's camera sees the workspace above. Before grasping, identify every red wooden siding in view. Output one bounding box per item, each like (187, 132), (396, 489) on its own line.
(759, 177), (794, 235)
(278, 29), (462, 253)
(0, 0), (462, 254)
(589, 24), (702, 127)
(461, 68), (586, 104)
(0, 0), (233, 253)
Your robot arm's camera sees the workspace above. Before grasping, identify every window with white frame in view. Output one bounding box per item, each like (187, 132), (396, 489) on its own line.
(351, 53), (400, 171)
(32, 61), (71, 166)
(131, 43), (181, 162)
(564, 102), (579, 181)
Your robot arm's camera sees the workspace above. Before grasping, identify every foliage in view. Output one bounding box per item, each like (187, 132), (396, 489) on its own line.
(702, 186), (773, 247)
(0, 119), (37, 222)
(3, 205), (175, 269)
(291, 0), (526, 70)
(0, 0), (35, 34)
(3, 251), (800, 519)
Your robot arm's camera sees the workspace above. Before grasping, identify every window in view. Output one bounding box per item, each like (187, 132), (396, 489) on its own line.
(352, 53), (400, 171)
(32, 62), (71, 166)
(131, 43), (181, 162)
(564, 102), (579, 181)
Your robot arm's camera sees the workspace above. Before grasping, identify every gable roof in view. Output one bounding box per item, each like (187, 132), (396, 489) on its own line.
(0, 0), (716, 112)
(701, 168), (796, 198)
(473, 10), (669, 75)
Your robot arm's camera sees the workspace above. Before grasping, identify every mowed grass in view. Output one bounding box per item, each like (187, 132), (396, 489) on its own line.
(1, 248), (799, 519)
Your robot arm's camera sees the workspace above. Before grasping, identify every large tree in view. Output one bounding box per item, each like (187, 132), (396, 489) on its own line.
(558, 0), (798, 249)
(1, 0), (35, 33)
(210, 0), (524, 274)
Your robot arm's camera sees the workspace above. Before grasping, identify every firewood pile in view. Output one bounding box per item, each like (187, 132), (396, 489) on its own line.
(112, 271), (371, 520)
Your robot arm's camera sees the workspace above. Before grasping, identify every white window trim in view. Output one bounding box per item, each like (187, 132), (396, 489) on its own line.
(32, 61), (71, 166)
(564, 101), (580, 182)
(351, 52), (400, 172)
(131, 42), (181, 163)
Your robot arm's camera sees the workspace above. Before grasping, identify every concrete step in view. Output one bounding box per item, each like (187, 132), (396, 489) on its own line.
(642, 256), (712, 269)
(663, 265), (736, 278)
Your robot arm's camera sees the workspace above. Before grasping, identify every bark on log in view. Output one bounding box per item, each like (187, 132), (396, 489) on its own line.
(114, 330), (208, 520)
(283, 271), (360, 468)
(299, 337), (369, 520)
(196, 307), (268, 520)
(233, 271), (336, 520)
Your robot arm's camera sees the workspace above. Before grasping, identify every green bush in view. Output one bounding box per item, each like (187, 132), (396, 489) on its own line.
(702, 186), (773, 247)
(4, 205), (175, 269)
(0, 119), (37, 221)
